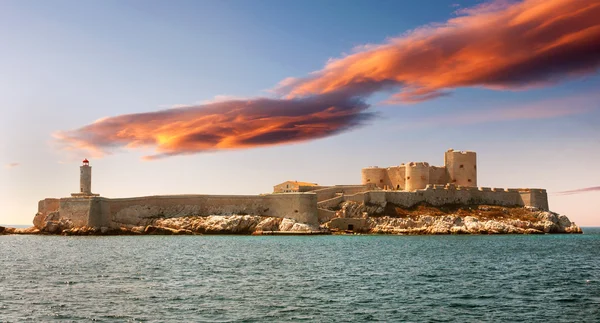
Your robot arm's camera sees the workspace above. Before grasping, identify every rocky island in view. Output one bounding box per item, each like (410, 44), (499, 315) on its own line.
(1, 149), (583, 235)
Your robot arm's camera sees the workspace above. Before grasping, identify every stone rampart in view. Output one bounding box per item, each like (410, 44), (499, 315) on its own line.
(39, 193), (320, 229)
(58, 198), (94, 227)
(311, 185), (372, 202)
(319, 186), (549, 211)
(38, 198), (60, 217)
(317, 195), (344, 209)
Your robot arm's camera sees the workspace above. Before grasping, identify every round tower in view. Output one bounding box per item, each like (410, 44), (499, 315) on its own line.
(405, 162), (430, 191)
(80, 158), (92, 194)
(361, 167), (388, 189)
(444, 149), (477, 187)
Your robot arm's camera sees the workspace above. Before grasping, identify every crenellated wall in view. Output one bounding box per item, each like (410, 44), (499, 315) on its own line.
(360, 148), (477, 191)
(325, 185), (549, 211)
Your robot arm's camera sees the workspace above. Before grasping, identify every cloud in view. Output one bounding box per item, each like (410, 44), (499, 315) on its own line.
(556, 187), (600, 195)
(5, 163), (20, 169)
(55, 92), (374, 160)
(277, 0), (600, 103)
(55, 0), (600, 159)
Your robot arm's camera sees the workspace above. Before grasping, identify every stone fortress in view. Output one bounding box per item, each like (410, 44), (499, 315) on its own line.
(35, 149), (550, 232)
(361, 149), (477, 191)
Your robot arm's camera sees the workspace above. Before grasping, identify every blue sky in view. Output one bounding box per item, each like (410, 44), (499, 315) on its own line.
(1, 0), (599, 225)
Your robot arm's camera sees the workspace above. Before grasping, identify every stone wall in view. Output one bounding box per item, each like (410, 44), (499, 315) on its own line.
(58, 198), (93, 227)
(39, 193), (320, 229)
(323, 186), (549, 211)
(38, 198), (60, 217)
(311, 185), (373, 202)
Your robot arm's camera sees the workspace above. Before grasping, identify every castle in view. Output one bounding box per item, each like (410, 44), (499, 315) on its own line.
(35, 149), (549, 230)
(361, 149), (477, 191)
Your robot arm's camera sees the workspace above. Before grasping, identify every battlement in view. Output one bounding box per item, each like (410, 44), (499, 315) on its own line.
(446, 148), (476, 155)
(361, 148), (477, 191)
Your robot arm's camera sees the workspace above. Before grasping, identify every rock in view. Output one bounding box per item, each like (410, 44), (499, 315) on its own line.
(13, 227), (40, 234)
(130, 226), (146, 234)
(33, 212), (47, 229)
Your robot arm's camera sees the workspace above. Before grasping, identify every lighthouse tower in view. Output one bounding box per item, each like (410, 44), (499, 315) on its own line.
(71, 159), (99, 197)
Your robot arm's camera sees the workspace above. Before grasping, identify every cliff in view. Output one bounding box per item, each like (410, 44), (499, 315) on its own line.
(324, 201), (582, 234)
(1, 200), (582, 235)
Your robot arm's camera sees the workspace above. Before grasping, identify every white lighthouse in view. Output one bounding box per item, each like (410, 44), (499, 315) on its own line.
(71, 159), (99, 197)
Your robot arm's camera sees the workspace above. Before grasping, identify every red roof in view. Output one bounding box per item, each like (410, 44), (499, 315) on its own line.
(83, 158), (89, 163)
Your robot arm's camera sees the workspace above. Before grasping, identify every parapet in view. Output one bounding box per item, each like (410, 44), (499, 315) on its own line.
(446, 148), (476, 155)
(407, 162), (430, 167)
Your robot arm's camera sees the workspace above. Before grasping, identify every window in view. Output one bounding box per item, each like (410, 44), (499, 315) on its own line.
(397, 185), (400, 190)
(468, 179), (472, 183)
(348, 224), (354, 231)
(380, 179), (383, 183)
(459, 164), (464, 168)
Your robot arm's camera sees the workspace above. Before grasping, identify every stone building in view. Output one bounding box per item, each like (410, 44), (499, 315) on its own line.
(273, 181), (319, 193)
(361, 149), (477, 191)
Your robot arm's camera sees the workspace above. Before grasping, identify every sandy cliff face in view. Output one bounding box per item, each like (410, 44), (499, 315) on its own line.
(324, 201), (582, 234)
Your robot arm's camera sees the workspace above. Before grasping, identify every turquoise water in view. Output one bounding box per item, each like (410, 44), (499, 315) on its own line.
(1, 229), (599, 322)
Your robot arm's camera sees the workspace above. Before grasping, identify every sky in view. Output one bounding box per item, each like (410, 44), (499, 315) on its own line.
(1, 0), (599, 226)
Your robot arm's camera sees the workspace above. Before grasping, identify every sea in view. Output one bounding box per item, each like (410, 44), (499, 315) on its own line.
(1, 228), (599, 322)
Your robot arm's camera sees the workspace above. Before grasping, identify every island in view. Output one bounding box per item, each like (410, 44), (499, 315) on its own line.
(1, 149), (582, 235)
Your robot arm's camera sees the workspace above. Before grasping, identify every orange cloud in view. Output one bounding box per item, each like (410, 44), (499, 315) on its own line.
(55, 94), (373, 160)
(56, 0), (600, 159)
(277, 0), (600, 102)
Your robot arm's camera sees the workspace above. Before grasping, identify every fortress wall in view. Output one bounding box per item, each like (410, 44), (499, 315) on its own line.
(264, 193), (318, 225)
(317, 195), (345, 209)
(298, 185), (328, 192)
(361, 167), (390, 189)
(317, 209), (336, 223)
(429, 166), (448, 185)
(387, 166), (406, 190)
(58, 198), (92, 227)
(381, 187), (527, 208)
(344, 192), (369, 203)
(312, 185), (370, 202)
(38, 198), (60, 216)
(76, 193), (320, 227)
(367, 191), (387, 205)
(88, 198), (111, 228)
(519, 189), (549, 211)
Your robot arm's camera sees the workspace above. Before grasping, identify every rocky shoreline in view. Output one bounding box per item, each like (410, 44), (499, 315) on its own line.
(1, 202), (582, 236)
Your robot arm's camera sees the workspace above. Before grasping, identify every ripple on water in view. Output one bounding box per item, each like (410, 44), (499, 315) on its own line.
(0, 233), (599, 322)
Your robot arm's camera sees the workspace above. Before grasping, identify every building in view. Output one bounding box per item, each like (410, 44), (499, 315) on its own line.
(361, 149), (477, 191)
(34, 149), (550, 231)
(273, 181), (319, 193)
(70, 159), (99, 197)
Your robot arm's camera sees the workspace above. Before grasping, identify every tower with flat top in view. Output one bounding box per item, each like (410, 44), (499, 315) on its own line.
(71, 159), (99, 197)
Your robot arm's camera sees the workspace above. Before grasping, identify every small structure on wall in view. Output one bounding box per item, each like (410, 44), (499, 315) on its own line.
(361, 149), (477, 191)
(71, 159), (100, 197)
(273, 180), (319, 193)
